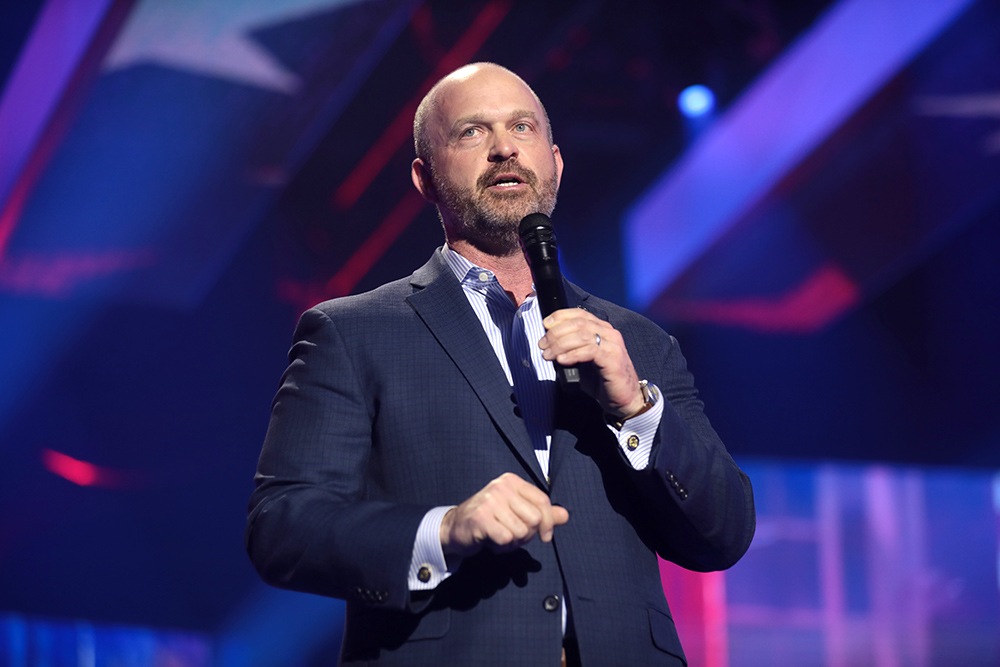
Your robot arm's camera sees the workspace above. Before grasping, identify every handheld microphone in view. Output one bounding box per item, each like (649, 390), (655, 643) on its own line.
(518, 213), (581, 390)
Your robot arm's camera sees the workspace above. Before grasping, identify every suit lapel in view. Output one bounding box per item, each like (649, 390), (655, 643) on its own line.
(406, 251), (548, 488)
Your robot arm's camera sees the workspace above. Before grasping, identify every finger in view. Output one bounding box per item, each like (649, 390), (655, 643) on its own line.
(483, 520), (517, 550)
(542, 315), (596, 339)
(509, 476), (551, 503)
(542, 313), (613, 349)
(483, 503), (565, 549)
(494, 474), (567, 543)
(536, 502), (555, 542)
(487, 500), (568, 549)
(542, 344), (598, 366)
(503, 494), (542, 541)
(541, 319), (613, 357)
(540, 315), (585, 349)
(551, 505), (570, 526)
(504, 476), (559, 542)
(512, 486), (553, 542)
(466, 481), (523, 539)
(550, 325), (624, 362)
(543, 308), (604, 328)
(540, 330), (594, 360)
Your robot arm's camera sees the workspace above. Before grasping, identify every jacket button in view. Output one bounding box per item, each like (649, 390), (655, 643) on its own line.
(543, 595), (560, 612)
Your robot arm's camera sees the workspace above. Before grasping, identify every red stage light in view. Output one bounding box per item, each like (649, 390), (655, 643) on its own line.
(42, 449), (101, 486)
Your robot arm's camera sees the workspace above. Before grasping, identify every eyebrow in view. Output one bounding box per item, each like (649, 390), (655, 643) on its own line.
(451, 109), (540, 135)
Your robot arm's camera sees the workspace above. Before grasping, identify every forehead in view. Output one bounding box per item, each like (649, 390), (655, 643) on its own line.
(433, 68), (544, 132)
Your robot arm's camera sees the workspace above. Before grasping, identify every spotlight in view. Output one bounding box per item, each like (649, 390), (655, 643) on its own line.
(678, 85), (715, 118)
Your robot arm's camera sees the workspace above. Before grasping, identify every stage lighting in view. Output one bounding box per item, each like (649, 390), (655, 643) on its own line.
(678, 85), (715, 118)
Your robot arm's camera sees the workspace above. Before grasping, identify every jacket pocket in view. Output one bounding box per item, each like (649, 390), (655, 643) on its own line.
(648, 607), (687, 664)
(408, 607), (451, 641)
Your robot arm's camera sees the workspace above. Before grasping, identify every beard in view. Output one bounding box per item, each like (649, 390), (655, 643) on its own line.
(433, 159), (558, 257)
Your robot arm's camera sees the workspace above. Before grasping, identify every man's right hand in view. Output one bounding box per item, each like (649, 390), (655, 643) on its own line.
(440, 472), (569, 557)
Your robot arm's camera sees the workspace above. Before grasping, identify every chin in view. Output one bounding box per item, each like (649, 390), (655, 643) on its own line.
(480, 195), (547, 224)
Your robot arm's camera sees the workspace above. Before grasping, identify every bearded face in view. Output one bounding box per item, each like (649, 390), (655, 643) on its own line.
(432, 158), (558, 256)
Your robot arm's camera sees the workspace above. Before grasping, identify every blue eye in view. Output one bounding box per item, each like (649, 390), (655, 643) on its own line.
(514, 123), (528, 132)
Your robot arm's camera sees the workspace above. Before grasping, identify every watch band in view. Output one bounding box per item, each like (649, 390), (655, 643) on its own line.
(607, 380), (657, 430)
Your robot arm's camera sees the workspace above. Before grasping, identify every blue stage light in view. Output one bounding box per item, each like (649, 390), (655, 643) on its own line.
(678, 85), (715, 118)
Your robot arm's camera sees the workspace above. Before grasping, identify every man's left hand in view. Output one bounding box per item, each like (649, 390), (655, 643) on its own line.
(539, 309), (644, 420)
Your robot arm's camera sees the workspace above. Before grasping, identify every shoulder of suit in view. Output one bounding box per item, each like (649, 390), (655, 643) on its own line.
(306, 248), (449, 318)
(305, 274), (416, 320)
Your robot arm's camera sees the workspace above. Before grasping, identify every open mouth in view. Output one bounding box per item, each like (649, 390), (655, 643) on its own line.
(478, 163), (536, 192)
(488, 174), (524, 189)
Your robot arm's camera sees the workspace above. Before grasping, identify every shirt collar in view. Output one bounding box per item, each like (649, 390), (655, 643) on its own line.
(442, 244), (538, 306)
(442, 244), (496, 286)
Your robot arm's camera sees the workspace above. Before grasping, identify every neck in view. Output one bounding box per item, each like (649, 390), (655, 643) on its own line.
(448, 240), (535, 306)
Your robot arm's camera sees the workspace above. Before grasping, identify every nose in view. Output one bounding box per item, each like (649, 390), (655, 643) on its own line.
(488, 129), (517, 162)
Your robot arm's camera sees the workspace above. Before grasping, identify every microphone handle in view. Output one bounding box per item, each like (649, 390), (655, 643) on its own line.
(554, 354), (582, 389)
(533, 266), (582, 390)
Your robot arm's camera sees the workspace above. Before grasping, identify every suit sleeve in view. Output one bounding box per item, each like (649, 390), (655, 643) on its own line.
(245, 307), (431, 611)
(625, 328), (756, 572)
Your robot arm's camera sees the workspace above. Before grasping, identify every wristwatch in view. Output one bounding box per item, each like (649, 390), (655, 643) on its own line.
(607, 380), (658, 430)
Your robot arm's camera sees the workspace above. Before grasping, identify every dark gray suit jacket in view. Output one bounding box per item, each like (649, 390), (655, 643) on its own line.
(246, 248), (755, 666)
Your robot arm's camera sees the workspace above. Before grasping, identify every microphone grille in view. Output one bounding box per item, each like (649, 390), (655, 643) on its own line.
(518, 213), (556, 247)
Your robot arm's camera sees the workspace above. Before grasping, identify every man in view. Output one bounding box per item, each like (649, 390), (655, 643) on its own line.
(247, 62), (755, 666)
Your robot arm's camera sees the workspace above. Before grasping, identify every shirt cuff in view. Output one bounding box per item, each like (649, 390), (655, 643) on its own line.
(606, 383), (664, 470)
(408, 505), (457, 590)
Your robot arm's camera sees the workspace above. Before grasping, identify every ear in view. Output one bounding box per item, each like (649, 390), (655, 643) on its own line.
(552, 144), (564, 190)
(411, 159), (438, 203)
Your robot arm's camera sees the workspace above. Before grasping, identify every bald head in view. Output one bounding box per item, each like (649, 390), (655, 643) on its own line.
(413, 62), (553, 166)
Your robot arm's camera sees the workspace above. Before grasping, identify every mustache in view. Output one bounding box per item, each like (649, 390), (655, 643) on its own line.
(476, 160), (539, 191)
